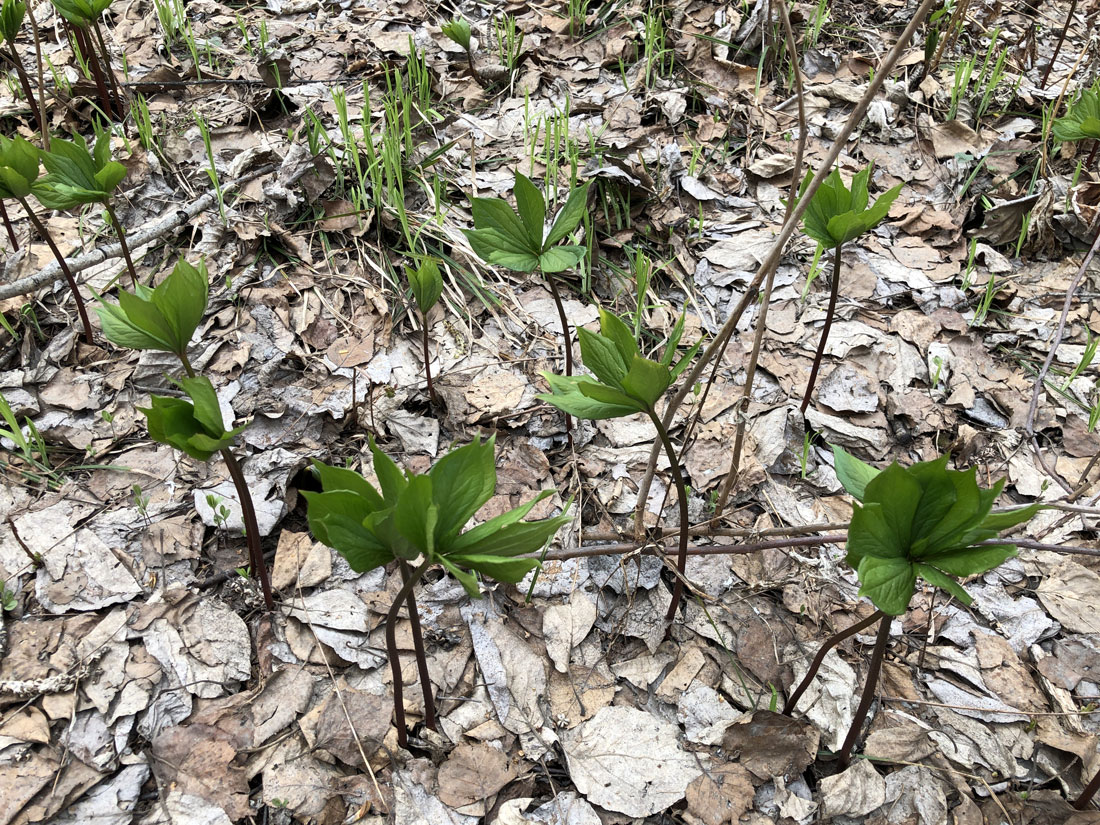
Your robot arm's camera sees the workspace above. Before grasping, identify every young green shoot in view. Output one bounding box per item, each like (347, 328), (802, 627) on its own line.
(791, 164), (902, 413)
(34, 131), (138, 286)
(406, 257), (444, 405)
(95, 258), (274, 609)
(1052, 82), (1100, 171)
(538, 308), (700, 632)
(788, 447), (1040, 767)
(464, 173), (590, 439)
(304, 435), (569, 747)
(0, 135), (94, 342)
(441, 16), (484, 86)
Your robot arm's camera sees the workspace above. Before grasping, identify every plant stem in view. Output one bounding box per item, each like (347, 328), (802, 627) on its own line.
(22, 0), (49, 151)
(6, 44), (47, 142)
(1086, 138), (1099, 172)
(221, 447), (274, 610)
(16, 197), (93, 344)
(387, 557), (432, 748)
(465, 48), (484, 85)
(91, 19), (125, 119)
(647, 409), (690, 634)
(179, 356), (273, 610)
(70, 24), (113, 122)
(783, 610), (884, 716)
(544, 270), (574, 444)
(799, 242), (843, 414)
(1040, 0), (1077, 89)
(103, 201), (138, 286)
(420, 310), (439, 405)
(836, 614), (891, 769)
(398, 558), (437, 732)
(1074, 765), (1100, 809)
(0, 199), (18, 250)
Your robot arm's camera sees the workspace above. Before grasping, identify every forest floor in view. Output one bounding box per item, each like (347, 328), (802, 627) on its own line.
(0, 0), (1098, 822)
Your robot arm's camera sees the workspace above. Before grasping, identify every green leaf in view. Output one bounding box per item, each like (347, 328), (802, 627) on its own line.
(149, 258), (209, 355)
(513, 172), (546, 248)
(538, 244), (587, 273)
(470, 197), (537, 257)
(445, 554), (540, 585)
(309, 460), (386, 511)
(441, 17), (471, 49)
(369, 436), (408, 504)
(597, 307), (639, 365)
(407, 258), (444, 313)
(576, 379), (649, 411)
(429, 436), (497, 546)
(177, 375), (226, 436)
(0, 0), (26, 44)
(920, 543), (1016, 578)
(448, 511), (569, 558)
(1053, 86), (1100, 142)
(450, 489), (553, 551)
(394, 474), (437, 556)
(799, 164), (901, 247)
(915, 563), (974, 606)
(544, 182), (590, 247)
(438, 555), (481, 598)
(577, 326), (628, 387)
(980, 501), (1043, 532)
(538, 373), (643, 420)
(315, 512), (393, 572)
(0, 135), (39, 195)
(831, 446), (880, 501)
(301, 489), (381, 549)
(856, 555), (916, 615)
(94, 301), (168, 350)
(138, 382), (245, 462)
(464, 228), (540, 272)
(620, 354), (670, 409)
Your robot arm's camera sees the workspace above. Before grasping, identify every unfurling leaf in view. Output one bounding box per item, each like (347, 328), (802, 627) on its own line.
(441, 16), (472, 50)
(304, 436), (569, 597)
(139, 375), (246, 461)
(793, 164), (902, 248)
(95, 257), (209, 357)
(1053, 84), (1100, 143)
(842, 453), (1041, 615)
(407, 257), (444, 313)
(33, 132), (127, 209)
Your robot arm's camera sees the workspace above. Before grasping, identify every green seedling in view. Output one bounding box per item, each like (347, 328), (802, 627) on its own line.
(1061, 329), (1096, 390)
(132, 482), (149, 523)
(465, 173), (590, 438)
(784, 446), (1039, 768)
(0, 581), (16, 611)
(35, 131), (138, 286)
(0, 389), (52, 483)
(0, 135), (94, 342)
(206, 492), (231, 530)
(304, 435), (569, 747)
(1, 0), (46, 142)
(1053, 82), (1100, 171)
(95, 258), (273, 609)
(538, 308), (700, 631)
(441, 16), (483, 85)
(193, 111), (225, 224)
(50, 0), (124, 119)
(406, 257), (444, 405)
(791, 164), (902, 413)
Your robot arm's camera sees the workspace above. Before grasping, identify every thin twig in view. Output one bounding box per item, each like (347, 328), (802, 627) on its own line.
(0, 163), (277, 301)
(631, 0), (940, 532)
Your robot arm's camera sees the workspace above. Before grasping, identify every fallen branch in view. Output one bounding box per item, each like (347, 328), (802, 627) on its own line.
(0, 163), (278, 301)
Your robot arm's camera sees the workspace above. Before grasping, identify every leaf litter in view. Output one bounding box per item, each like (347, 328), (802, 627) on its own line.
(0, 0), (1099, 822)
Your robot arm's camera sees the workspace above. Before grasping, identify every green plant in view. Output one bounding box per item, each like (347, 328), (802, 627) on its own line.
(441, 16), (483, 85)
(406, 256), (444, 405)
(0, 135), (94, 342)
(465, 173), (590, 437)
(34, 131), (138, 286)
(193, 111), (225, 224)
(0, 389), (55, 487)
(538, 308), (700, 631)
(206, 492), (231, 530)
(791, 164), (902, 412)
(132, 482), (149, 523)
(785, 447), (1039, 768)
(1053, 82), (1100, 171)
(641, 7), (673, 86)
(0, 580), (16, 611)
(969, 270), (1000, 327)
(493, 12), (524, 75)
(304, 435), (569, 746)
(1061, 329), (1096, 390)
(95, 258), (273, 608)
(1, 0), (47, 140)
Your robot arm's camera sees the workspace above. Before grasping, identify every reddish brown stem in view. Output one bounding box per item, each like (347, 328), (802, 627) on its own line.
(70, 24), (114, 120)
(1086, 139), (1099, 171)
(17, 197), (93, 344)
(221, 448), (274, 611)
(545, 271), (574, 445)
(387, 558), (431, 748)
(649, 410), (690, 634)
(398, 559), (437, 732)
(836, 614), (891, 769)
(800, 242), (843, 414)
(420, 311), (438, 405)
(1074, 765), (1100, 809)
(0, 199), (18, 250)
(783, 610), (884, 716)
(91, 19), (125, 119)
(104, 202), (137, 286)
(1039, 0), (1076, 89)
(6, 44), (47, 142)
